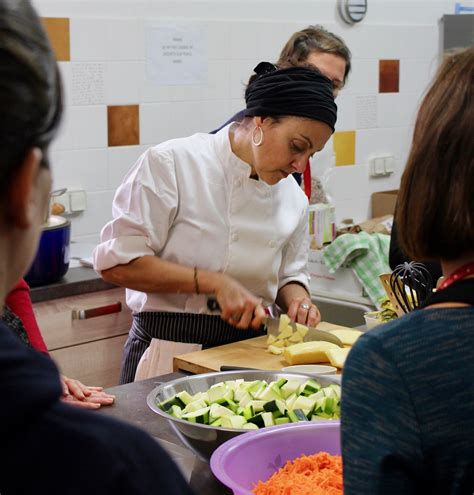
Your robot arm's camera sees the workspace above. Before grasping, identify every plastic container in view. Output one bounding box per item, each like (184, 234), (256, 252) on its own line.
(282, 364), (337, 375)
(211, 422), (341, 495)
(364, 311), (384, 330)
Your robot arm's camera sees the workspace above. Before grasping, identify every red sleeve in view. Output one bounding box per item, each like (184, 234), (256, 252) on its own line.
(6, 279), (49, 354)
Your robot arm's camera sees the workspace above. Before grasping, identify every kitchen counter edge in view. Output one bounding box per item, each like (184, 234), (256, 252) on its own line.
(30, 266), (116, 303)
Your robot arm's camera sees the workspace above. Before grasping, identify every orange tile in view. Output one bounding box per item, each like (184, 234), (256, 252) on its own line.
(379, 60), (399, 93)
(108, 105), (140, 147)
(42, 18), (70, 62)
(333, 131), (356, 166)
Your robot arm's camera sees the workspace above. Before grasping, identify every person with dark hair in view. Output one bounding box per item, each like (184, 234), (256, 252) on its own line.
(94, 64), (338, 383)
(211, 26), (350, 195)
(0, 1), (195, 493)
(341, 47), (474, 494)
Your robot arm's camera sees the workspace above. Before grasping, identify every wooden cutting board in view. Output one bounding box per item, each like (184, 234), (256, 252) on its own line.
(173, 321), (352, 374)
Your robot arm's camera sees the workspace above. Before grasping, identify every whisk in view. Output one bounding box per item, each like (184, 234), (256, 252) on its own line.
(389, 262), (433, 313)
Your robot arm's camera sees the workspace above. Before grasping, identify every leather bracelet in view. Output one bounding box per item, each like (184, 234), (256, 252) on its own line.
(193, 267), (200, 295)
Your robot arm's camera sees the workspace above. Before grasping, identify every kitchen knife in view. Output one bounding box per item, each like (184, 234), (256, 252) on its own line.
(265, 316), (344, 348)
(207, 298), (344, 348)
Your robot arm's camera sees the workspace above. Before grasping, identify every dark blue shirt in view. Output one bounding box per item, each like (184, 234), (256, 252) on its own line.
(0, 322), (195, 495)
(341, 306), (474, 494)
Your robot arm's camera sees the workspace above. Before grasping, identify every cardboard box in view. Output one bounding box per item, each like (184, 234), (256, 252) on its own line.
(371, 190), (398, 218)
(308, 249), (365, 297)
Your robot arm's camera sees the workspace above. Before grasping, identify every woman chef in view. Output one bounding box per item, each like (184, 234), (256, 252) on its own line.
(94, 64), (337, 383)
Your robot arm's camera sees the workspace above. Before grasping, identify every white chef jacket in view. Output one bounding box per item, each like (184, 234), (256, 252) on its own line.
(93, 124), (310, 314)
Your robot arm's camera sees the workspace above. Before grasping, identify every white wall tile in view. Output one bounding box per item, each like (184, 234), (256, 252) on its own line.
(201, 100), (232, 132)
(257, 21), (302, 61)
(69, 191), (115, 238)
(229, 59), (256, 99)
(229, 21), (259, 59)
(140, 60), (229, 102)
(105, 61), (141, 104)
(343, 59), (378, 95)
(356, 126), (413, 165)
(325, 165), (369, 202)
(334, 94), (356, 131)
(70, 18), (108, 61)
(50, 149), (108, 192)
(140, 101), (204, 144)
(69, 106), (108, 149)
(207, 21), (231, 60)
(106, 18), (144, 61)
(108, 145), (148, 189)
(377, 93), (421, 128)
(400, 58), (438, 95)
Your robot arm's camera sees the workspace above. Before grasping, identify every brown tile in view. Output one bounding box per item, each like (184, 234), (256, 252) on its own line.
(42, 18), (70, 62)
(108, 105), (140, 147)
(379, 60), (399, 93)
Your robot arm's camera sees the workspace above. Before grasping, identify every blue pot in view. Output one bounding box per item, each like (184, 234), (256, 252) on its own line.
(25, 215), (71, 287)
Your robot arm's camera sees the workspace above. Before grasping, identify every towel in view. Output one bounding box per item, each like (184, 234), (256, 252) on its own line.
(322, 232), (391, 308)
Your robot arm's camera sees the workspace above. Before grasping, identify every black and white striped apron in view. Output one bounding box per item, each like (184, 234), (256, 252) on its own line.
(120, 312), (266, 384)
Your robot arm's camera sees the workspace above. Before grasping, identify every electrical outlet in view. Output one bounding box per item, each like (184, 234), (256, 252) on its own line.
(369, 154), (394, 177)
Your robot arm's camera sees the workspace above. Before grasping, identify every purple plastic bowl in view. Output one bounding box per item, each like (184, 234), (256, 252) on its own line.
(210, 421), (341, 495)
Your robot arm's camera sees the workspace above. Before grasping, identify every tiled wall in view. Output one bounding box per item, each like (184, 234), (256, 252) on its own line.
(32, 0), (458, 243)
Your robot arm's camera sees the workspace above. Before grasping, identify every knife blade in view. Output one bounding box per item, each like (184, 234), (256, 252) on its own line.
(264, 316), (344, 348)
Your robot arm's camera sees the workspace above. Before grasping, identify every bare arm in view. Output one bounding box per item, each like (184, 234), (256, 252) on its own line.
(276, 282), (321, 327)
(101, 256), (266, 329)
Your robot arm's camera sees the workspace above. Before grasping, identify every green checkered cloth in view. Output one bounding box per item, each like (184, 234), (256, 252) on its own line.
(322, 232), (391, 308)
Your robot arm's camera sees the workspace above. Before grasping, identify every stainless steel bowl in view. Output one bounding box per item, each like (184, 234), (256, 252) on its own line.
(147, 370), (340, 461)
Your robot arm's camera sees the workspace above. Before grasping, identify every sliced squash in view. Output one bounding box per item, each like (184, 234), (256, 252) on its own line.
(329, 329), (363, 346)
(326, 347), (351, 369)
(282, 341), (340, 365)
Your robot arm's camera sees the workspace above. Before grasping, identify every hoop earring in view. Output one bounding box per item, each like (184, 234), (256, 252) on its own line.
(252, 126), (264, 147)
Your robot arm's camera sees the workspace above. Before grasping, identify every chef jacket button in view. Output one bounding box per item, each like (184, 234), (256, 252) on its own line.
(235, 178), (242, 187)
(231, 233), (239, 241)
(269, 240), (276, 248)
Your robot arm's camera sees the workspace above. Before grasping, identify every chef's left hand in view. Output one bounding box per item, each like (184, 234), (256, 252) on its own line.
(287, 297), (321, 327)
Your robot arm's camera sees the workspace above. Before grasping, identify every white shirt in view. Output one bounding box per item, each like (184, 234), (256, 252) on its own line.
(93, 124), (310, 314)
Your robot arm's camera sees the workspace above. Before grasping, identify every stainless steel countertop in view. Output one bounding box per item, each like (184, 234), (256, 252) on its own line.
(96, 373), (231, 495)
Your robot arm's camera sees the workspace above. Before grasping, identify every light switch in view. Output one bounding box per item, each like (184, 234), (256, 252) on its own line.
(375, 158), (385, 175)
(384, 156), (395, 173)
(369, 154), (395, 177)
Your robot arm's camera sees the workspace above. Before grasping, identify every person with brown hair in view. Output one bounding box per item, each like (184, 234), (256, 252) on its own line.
(214, 25), (351, 129)
(0, 1), (194, 493)
(341, 46), (474, 494)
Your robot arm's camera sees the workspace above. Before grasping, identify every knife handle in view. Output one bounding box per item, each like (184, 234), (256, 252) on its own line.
(207, 298), (220, 311)
(220, 366), (258, 372)
(207, 298), (271, 316)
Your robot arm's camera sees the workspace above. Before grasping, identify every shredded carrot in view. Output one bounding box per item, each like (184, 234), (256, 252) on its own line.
(252, 451), (343, 495)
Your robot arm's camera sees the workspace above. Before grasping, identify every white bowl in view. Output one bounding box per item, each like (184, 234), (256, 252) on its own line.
(364, 312), (384, 330)
(281, 364), (338, 375)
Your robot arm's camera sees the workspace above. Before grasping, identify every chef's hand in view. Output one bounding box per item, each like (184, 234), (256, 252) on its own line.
(287, 296), (321, 327)
(214, 274), (266, 330)
(60, 375), (115, 410)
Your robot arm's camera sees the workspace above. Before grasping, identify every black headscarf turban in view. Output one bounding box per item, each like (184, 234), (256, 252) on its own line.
(244, 63), (337, 132)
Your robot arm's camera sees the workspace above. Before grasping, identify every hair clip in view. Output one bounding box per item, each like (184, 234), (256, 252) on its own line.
(253, 61), (278, 75)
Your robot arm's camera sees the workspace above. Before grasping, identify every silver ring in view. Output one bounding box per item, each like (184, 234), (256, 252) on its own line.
(300, 303), (310, 310)
(230, 314), (241, 321)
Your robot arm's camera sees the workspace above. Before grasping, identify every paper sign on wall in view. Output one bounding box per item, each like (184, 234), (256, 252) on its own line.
(146, 24), (208, 86)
